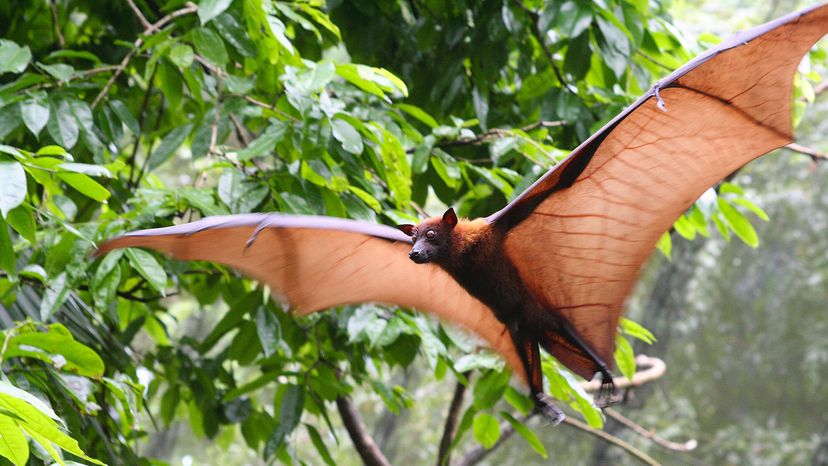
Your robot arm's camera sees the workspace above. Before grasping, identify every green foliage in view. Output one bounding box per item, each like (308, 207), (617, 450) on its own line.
(0, 0), (802, 464)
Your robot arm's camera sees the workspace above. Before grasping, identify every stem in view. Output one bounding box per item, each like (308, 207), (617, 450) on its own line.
(437, 372), (471, 466)
(335, 396), (391, 466)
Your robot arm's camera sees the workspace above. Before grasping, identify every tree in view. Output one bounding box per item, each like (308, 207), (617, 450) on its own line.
(0, 1), (822, 465)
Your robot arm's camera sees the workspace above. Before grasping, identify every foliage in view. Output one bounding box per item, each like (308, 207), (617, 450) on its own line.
(0, 0), (814, 464)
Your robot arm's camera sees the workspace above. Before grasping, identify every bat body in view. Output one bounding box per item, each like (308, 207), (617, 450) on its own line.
(98, 4), (828, 426)
(398, 209), (612, 422)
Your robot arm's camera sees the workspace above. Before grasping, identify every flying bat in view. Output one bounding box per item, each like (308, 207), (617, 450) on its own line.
(97, 4), (828, 424)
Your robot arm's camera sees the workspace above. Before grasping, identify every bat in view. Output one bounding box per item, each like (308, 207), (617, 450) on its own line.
(97, 4), (828, 425)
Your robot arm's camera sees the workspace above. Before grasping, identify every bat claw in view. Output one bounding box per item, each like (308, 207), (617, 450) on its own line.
(654, 84), (667, 112)
(594, 372), (618, 408)
(534, 393), (566, 426)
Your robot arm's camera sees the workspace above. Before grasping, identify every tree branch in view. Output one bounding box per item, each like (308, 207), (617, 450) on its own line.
(91, 2), (198, 109)
(49, 0), (64, 48)
(437, 372), (471, 466)
(605, 408), (697, 452)
(785, 142), (828, 161)
(455, 414), (526, 466)
(335, 396), (391, 466)
(561, 416), (660, 466)
(511, 0), (576, 95)
(581, 355), (666, 393)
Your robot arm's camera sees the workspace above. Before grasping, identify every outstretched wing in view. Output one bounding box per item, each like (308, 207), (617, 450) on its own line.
(97, 214), (524, 380)
(488, 4), (828, 378)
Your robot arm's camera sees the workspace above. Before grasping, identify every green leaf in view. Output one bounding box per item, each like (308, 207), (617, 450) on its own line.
(58, 163), (111, 178)
(147, 124), (192, 171)
(19, 95), (49, 137)
(109, 100), (139, 134)
(6, 205), (35, 244)
(473, 370), (509, 410)
(396, 103), (437, 128)
(57, 172), (110, 201)
(38, 63), (74, 83)
(0, 40), (31, 75)
(255, 306), (281, 357)
(198, 0), (233, 24)
(472, 412), (500, 449)
(614, 334), (636, 381)
(0, 413), (29, 466)
(0, 381), (61, 423)
(0, 160), (25, 218)
(0, 217), (13, 277)
(92, 249), (122, 309)
(732, 198), (769, 222)
(717, 198), (759, 247)
(500, 412), (547, 459)
(331, 118), (363, 154)
(619, 317), (656, 345)
(656, 231), (671, 259)
(1, 393), (104, 465)
(305, 424), (335, 466)
(125, 248), (167, 294)
(47, 97), (79, 149)
(10, 332), (105, 377)
(236, 122), (286, 160)
(192, 27), (229, 66)
(213, 13), (258, 57)
(39, 271), (68, 320)
(168, 44), (195, 68)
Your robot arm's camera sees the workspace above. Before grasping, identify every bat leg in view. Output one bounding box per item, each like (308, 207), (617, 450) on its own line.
(508, 321), (565, 426)
(559, 320), (616, 407)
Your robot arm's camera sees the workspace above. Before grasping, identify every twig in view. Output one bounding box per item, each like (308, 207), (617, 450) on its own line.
(561, 416), (661, 466)
(605, 408), (697, 452)
(637, 51), (673, 71)
(335, 396), (391, 466)
(511, 0), (576, 95)
(127, 65), (159, 189)
(437, 373), (471, 466)
(229, 114), (250, 146)
(814, 80), (828, 97)
(785, 142), (828, 161)
(49, 0), (65, 48)
(406, 120), (566, 154)
(582, 355), (666, 393)
(126, 0), (151, 29)
(91, 2), (198, 109)
(242, 95), (300, 121)
(208, 73), (223, 155)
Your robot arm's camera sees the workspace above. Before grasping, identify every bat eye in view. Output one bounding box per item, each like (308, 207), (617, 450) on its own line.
(426, 230), (437, 240)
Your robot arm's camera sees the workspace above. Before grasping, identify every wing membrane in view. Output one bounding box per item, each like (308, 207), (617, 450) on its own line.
(99, 214), (525, 380)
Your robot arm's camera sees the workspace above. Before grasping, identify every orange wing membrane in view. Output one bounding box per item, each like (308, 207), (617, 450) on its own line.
(491, 3), (828, 377)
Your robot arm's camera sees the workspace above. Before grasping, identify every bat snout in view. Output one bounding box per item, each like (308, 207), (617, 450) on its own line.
(409, 249), (429, 264)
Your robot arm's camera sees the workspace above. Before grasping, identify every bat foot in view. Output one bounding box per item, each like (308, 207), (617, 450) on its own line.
(534, 393), (566, 426)
(594, 371), (617, 408)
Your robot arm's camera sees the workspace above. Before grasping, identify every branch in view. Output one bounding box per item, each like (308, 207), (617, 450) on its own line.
(815, 80), (828, 98)
(208, 72), (223, 155)
(437, 373), (471, 466)
(511, 0), (576, 95)
(605, 408), (697, 452)
(91, 2), (198, 109)
(582, 355), (666, 393)
(126, 0), (151, 29)
(785, 142), (828, 161)
(242, 95), (300, 121)
(49, 0), (65, 48)
(405, 120), (565, 155)
(561, 416), (661, 466)
(335, 396), (391, 466)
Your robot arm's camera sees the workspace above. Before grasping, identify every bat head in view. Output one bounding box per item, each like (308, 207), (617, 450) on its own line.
(397, 208), (457, 264)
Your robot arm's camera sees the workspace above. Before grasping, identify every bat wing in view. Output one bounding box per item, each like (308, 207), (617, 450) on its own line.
(97, 214), (525, 380)
(488, 4), (828, 379)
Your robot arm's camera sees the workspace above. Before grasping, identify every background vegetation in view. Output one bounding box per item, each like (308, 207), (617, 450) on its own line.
(0, 0), (824, 465)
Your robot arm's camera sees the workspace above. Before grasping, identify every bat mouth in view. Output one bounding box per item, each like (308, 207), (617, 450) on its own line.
(409, 251), (430, 264)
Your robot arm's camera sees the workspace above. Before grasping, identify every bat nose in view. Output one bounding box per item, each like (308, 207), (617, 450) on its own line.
(409, 250), (426, 263)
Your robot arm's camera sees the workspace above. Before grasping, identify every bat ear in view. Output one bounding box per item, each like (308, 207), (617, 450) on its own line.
(397, 224), (415, 236)
(442, 208), (458, 228)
